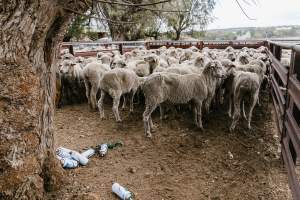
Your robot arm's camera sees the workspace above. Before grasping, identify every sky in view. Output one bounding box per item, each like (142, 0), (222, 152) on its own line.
(208, 0), (300, 29)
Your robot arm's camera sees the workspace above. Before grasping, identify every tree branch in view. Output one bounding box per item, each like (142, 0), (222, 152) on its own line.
(95, 0), (173, 7)
(235, 0), (256, 20)
(63, 7), (135, 24)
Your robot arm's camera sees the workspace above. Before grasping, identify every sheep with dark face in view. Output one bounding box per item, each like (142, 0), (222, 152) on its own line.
(58, 59), (85, 105)
(141, 60), (226, 137)
(236, 52), (251, 65)
(143, 54), (161, 73)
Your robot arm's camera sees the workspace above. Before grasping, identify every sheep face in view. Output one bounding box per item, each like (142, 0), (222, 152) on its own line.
(144, 55), (158, 64)
(59, 60), (76, 76)
(194, 55), (206, 68)
(227, 52), (236, 61)
(204, 61), (226, 79)
(75, 56), (85, 64)
(100, 55), (112, 65)
(237, 53), (250, 65)
(111, 59), (126, 69)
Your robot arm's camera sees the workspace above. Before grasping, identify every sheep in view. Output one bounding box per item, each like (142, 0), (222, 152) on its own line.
(141, 60), (226, 137)
(143, 54), (161, 73)
(226, 60), (266, 120)
(59, 59), (85, 105)
(229, 70), (261, 131)
(59, 60), (83, 81)
(97, 68), (144, 122)
(82, 61), (110, 110)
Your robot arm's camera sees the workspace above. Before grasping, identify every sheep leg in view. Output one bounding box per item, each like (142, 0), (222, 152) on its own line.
(90, 85), (98, 110)
(242, 101), (247, 120)
(257, 96), (261, 106)
(228, 94), (232, 118)
(84, 79), (91, 108)
(196, 101), (203, 130)
(248, 91), (259, 130)
(97, 90), (106, 119)
(112, 94), (122, 122)
(121, 95), (126, 110)
(159, 104), (164, 121)
(193, 105), (199, 127)
(230, 94), (241, 132)
(129, 89), (137, 113)
(143, 103), (157, 137)
(149, 116), (155, 132)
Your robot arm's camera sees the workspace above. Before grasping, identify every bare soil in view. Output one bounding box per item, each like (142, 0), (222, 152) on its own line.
(49, 92), (291, 200)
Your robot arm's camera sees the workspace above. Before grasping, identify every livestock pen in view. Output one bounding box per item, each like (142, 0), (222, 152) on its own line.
(53, 39), (300, 199)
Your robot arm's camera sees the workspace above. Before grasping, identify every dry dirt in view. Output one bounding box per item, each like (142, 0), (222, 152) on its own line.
(49, 92), (292, 200)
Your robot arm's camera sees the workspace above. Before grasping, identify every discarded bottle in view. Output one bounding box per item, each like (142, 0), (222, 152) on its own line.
(61, 157), (78, 169)
(81, 148), (95, 158)
(112, 183), (133, 200)
(56, 147), (72, 159)
(107, 141), (123, 149)
(70, 151), (89, 165)
(99, 144), (108, 157)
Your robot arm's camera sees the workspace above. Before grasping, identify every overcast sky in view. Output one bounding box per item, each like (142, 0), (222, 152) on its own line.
(208, 0), (300, 29)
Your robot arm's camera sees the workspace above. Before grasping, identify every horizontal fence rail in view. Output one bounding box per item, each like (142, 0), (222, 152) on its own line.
(59, 39), (300, 199)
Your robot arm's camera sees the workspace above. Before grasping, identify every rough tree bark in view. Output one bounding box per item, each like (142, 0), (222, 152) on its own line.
(0, 1), (87, 199)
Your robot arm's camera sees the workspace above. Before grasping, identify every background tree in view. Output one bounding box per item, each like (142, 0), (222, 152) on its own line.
(64, 16), (89, 41)
(162, 0), (216, 40)
(96, 1), (160, 40)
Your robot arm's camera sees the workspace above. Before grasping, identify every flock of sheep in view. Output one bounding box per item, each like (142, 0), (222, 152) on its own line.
(58, 44), (270, 137)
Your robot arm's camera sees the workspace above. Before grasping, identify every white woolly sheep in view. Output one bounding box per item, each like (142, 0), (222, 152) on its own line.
(97, 68), (144, 122)
(141, 60), (226, 137)
(82, 61), (110, 110)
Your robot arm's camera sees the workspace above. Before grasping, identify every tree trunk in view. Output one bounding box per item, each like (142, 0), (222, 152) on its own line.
(0, 1), (86, 199)
(174, 30), (181, 40)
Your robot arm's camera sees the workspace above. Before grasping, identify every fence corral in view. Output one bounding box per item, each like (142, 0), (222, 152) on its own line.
(268, 41), (300, 200)
(59, 39), (300, 199)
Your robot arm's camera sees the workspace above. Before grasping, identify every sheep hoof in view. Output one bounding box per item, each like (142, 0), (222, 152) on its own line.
(146, 132), (152, 138)
(100, 116), (106, 120)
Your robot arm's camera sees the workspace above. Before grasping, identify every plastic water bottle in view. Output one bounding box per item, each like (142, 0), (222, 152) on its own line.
(56, 147), (72, 159)
(99, 144), (108, 157)
(81, 148), (95, 158)
(112, 183), (133, 200)
(61, 157), (78, 169)
(70, 151), (89, 165)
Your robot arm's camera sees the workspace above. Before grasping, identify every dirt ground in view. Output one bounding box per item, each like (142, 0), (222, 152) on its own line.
(49, 92), (292, 200)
